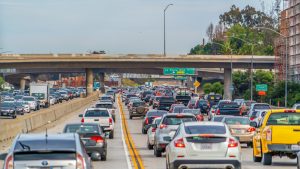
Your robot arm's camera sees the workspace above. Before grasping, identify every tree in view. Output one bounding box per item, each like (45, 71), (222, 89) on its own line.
(211, 82), (223, 94)
(0, 77), (5, 90)
(203, 83), (212, 94)
(206, 23), (214, 41)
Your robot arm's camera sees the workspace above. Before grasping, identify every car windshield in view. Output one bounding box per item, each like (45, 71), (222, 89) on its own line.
(0, 102), (14, 107)
(64, 124), (100, 134)
(95, 104), (113, 109)
(224, 117), (250, 125)
(162, 116), (196, 125)
(101, 97), (111, 100)
(147, 111), (167, 117)
(85, 110), (109, 117)
(267, 113), (300, 125)
(254, 104), (270, 110)
(15, 102), (24, 106)
(23, 97), (34, 101)
(133, 102), (145, 107)
(212, 116), (225, 122)
(185, 125), (226, 134)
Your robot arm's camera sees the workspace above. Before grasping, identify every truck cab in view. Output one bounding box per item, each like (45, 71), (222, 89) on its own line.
(252, 109), (300, 165)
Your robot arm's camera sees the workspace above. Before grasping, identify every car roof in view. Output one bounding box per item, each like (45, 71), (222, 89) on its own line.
(65, 123), (100, 126)
(17, 133), (76, 141)
(86, 107), (108, 111)
(184, 121), (225, 127)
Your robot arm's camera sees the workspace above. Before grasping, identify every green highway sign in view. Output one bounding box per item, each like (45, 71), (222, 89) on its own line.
(174, 76), (187, 80)
(163, 68), (196, 75)
(256, 84), (268, 91)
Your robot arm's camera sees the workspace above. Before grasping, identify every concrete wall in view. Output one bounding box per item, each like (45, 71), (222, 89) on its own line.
(0, 92), (99, 143)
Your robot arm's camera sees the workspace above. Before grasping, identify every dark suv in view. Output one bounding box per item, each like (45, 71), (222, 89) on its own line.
(128, 100), (149, 119)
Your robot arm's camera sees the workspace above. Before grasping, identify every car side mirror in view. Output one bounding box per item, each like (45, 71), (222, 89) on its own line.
(250, 121), (258, 128)
(78, 114), (83, 118)
(0, 153), (7, 160)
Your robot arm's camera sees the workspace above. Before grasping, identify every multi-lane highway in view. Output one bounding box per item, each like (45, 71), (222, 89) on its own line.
(1, 95), (295, 169)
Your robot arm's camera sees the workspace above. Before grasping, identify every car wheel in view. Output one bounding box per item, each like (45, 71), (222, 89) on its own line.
(247, 142), (253, 148)
(129, 115), (133, 120)
(154, 145), (162, 157)
(109, 131), (114, 139)
(12, 115), (17, 119)
(262, 152), (272, 165)
(101, 154), (107, 161)
(147, 140), (153, 150)
(142, 128), (147, 134)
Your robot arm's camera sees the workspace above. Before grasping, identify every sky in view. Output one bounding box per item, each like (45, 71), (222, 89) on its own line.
(0, 0), (275, 55)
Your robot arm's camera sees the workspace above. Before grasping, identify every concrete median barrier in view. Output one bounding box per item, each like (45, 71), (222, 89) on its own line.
(0, 92), (99, 143)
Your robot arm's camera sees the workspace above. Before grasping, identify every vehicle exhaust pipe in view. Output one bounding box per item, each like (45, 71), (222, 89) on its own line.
(179, 166), (188, 169)
(225, 166), (233, 169)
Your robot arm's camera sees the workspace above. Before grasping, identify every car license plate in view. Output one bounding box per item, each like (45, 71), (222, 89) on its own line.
(291, 145), (300, 150)
(2, 113), (7, 116)
(200, 143), (212, 150)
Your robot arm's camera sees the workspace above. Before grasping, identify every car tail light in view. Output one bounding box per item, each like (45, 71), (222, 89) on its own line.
(211, 110), (215, 113)
(174, 138), (185, 148)
(145, 118), (149, 125)
(81, 118), (84, 123)
(216, 109), (220, 115)
(76, 153), (85, 169)
(90, 135), (104, 143)
(228, 138), (238, 148)
(152, 127), (156, 132)
(109, 118), (113, 125)
(266, 128), (272, 141)
(249, 117), (255, 121)
(159, 124), (167, 129)
(247, 127), (256, 132)
(284, 109), (296, 113)
(197, 115), (204, 121)
(5, 155), (13, 169)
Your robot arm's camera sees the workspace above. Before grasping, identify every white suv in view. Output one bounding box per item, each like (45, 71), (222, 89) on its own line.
(165, 121), (242, 169)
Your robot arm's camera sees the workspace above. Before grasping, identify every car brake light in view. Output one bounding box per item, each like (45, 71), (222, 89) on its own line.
(81, 118), (84, 123)
(174, 138), (185, 148)
(216, 109), (220, 115)
(249, 117), (255, 121)
(247, 127), (256, 132)
(228, 138), (238, 148)
(5, 155), (13, 169)
(152, 127), (156, 132)
(266, 128), (272, 141)
(159, 124), (167, 129)
(145, 118), (149, 125)
(109, 118), (113, 125)
(211, 110), (215, 113)
(284, 109), (296, 113)
(90, 135), (104, 143)
(176, 114), (184, 117)
(76, 153), (85, 169)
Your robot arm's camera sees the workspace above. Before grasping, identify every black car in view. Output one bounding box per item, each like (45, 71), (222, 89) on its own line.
(157, 96), (175, 111)
(15, 101), (25, 115)
(63, 123), (107, 161)
(0, 102), (17, 118)
(195, 99), (210, 115)
(142, 110), (168, 134)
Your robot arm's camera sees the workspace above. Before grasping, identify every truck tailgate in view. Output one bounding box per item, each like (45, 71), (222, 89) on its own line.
(271, 126), (300, 144)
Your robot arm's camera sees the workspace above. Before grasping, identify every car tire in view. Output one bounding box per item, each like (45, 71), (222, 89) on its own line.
(147, 140), (153, 150)
(262, 152), (272, 165)
(109, 131), (114, 139)
(142, 128), (147, 134)
(247, 142), (253, 148)
(154, 145), (162, 157)
(129, 115), (133, 120)
(12, 115), (17, 119)
(101, 154), (107, 161)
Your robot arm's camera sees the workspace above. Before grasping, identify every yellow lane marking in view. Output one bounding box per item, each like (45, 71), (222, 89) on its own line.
(118, 97), (145, 169)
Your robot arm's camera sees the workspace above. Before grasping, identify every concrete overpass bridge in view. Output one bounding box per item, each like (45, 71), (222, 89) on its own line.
(0, 54), (275, 99)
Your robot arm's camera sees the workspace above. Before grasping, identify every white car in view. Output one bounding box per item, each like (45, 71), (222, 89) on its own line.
(165, 121), (242, 169)
(79, 108), (115, 139)
(147, 117), (162, 150)
(49, 96), (56, 105)
(23, 96), (39, 111)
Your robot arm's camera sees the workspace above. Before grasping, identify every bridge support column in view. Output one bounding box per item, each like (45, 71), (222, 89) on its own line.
(20, 78), (26, 91)
(86, 68), (94, 96)
(224, 68), (232, 100)
(99, 73), (105, 93)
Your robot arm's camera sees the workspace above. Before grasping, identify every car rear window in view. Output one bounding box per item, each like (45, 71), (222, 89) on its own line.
(133, 102), (145, 107)
(14, 152), (76, 161)
(212, 116), (225, 122)
(95, 104), (113, 109)
(147, 111), (167, 117)
(14, 140), (76, 152)
(186, 136), (226, 143)
(162, 116), (196, 125)
(254, 104), (270, 110)
(176, 96), (191, 100)
(182, 109), (200, 115)
(267, 113), (300, 125)
(185, 125), (226, 134)
(64, 124), (100, 134)
(160, 97), (175, 102)
(173, 107), (188, 113)
(219, 103), (239, 108)
(224, 118), (250, 125)
(85, 110), (109, 117)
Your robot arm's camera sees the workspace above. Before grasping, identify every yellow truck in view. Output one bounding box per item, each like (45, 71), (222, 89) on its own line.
(251, 109), (300, 165)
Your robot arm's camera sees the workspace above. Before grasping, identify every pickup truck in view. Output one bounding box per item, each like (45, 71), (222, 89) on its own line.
(252, 109), (300, 165)
(175, 95), (191, 106)
(79, 108), (115, 139)
(157, 96), (175, 111)
(215, 101), (241, 116)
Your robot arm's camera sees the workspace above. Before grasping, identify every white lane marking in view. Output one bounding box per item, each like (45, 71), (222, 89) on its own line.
(118, 99), (133, 169)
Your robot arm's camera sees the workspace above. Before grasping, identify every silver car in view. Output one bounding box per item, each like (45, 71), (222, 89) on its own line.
(153, 113), (197, 157)
(165, 121), (242, 169)
(147, 117), (162, 150)
(1, 133), (93, 169)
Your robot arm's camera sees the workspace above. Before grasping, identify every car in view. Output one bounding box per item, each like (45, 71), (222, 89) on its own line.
(248, 103), (271, 117)
(95, 101), (116, 121)
(23, 96), (40, 111)
(99, 95), (113, 103)
(240, 100), (256, 115)
(293, 103), (300, 110)
(156, 96), (176, 111)
(211, 115), (227, 122)
(170, 105), (188, 114)
(169, 104), (185, 113)
(205, 93), (223, 106)
(248, 110), (267, 124)
(142, 110), (168, 134)
(14, 95), (24, 101)
(208, 105), (218, 121)
(49, 95), (56, 105)
(124, 94), (138, 105)
(58, 90), (69, 101)
(175, 94), (191, 106)
(128, 100), (149, 119)
(1, 133), (93, 169)
(79, 108), (115, 139)
(14, 101), (25, 115)
(182, 109), (204, 121)
(215, 101), (241, 116)
(0, 102), (17, 118)
(222, 116), (255, 147)
(194, 99), (210, 115)
(140, 90), (154, 101)
(186, 98), (197, 109)
(252, 109), (300, 165)
(144, 94), (152, 103)
(165, 121), (242, 169)
(152, 96), (162, 109)
(17, 101), (31, 113)
(153, 113), (197, 157)
(63, 123), (107, 161)
(147, 117), (162, 149)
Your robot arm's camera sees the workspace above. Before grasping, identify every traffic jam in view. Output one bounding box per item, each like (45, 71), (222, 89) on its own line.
(1, 85), (300, 169)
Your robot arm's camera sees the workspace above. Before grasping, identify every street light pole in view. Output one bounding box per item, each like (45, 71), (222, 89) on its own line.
(164, 4), (173, 56)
